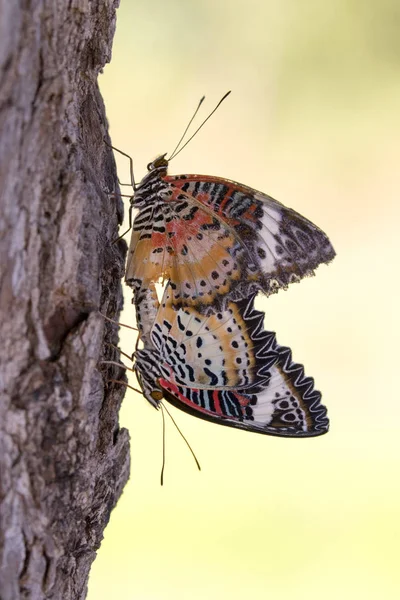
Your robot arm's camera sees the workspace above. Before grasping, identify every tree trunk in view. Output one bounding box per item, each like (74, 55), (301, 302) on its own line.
(0, 2), (130, 599)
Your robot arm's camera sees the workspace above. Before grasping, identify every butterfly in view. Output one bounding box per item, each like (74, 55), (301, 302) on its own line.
(126, 157), (335, 321)
(133, 284), (329, 437)
(114, 94), (334, 344)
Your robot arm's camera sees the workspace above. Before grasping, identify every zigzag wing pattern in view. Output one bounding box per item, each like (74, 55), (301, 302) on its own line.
(159, 341), (329, 437)
(149, 288), (278, 391)
(133, 289), (329, 437)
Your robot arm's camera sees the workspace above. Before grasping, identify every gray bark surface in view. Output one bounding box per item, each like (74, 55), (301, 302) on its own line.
(0, 1), (130, 599)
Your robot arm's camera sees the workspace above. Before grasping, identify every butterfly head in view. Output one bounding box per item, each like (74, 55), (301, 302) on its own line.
(147, 154), (169, 172)
(132, 154), (170, 208)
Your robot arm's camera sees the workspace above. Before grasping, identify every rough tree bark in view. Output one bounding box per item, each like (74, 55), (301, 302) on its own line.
(0, 2), (130, 599)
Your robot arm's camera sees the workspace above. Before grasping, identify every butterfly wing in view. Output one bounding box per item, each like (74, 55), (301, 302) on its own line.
(150, 288), (328, 437)
(151, 285), (278, 390)
(126, 172), (334, 312)
(169, 174), (335, 298)
(159, 346), (328, 437)
(126, 189), (242, 312)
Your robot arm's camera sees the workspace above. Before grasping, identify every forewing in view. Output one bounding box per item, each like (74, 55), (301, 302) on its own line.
(126, 188), (242, 311)
(169, 174), (336, 297)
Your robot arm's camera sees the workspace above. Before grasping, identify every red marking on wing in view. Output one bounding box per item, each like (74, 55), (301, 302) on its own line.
(236, 393), (252, 407)
(168, 174), (262, 226)
(159, 380), (251, 421)
(212, 390), (222, 416)
(159, 379), (217, 417)
(150, 232), (168, 248)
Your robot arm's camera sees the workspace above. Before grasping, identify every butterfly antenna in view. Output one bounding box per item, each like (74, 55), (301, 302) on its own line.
(168, 96), (206, 160)
(162, 403), (201, 473)
(160, 404), (167, 486)
(169, 91), (231, 161)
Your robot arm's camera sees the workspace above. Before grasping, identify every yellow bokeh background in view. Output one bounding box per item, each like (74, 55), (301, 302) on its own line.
(89, 1), (400, 598)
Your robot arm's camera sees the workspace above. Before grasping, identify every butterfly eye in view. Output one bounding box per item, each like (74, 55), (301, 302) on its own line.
(147, 162), (154, 171)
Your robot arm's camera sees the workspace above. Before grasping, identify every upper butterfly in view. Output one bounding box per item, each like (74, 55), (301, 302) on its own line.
(125, 155), (335, 314)
(118, 92), (335, 315)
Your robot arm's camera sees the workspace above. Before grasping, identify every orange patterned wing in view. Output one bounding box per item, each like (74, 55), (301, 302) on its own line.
(126, 185), (244, 311)
(126, 165), (335, 312)
(169, 174), (335, 296)
(150, 285), (272, 390)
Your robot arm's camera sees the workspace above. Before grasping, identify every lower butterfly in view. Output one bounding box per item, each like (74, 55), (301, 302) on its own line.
(133, 284), (329, 437)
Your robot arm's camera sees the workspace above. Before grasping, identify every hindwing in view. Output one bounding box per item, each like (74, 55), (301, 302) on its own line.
(134, 287), (329, 437)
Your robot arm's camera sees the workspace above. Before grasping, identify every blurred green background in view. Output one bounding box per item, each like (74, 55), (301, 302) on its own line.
(89, 1), (400, 598)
